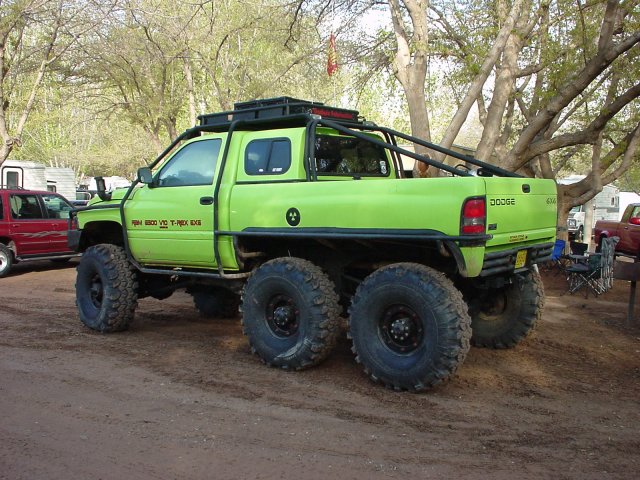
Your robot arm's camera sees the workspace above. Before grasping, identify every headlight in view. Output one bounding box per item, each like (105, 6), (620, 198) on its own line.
(567, 219), (576, 227)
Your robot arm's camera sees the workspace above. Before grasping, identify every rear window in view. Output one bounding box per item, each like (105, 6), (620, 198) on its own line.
(10, 194), (44, 220)
(315, 135), (390, 176)
(245, 139), (291, 175)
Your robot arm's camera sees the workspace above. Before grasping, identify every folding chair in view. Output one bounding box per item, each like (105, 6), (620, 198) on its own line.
(570, 241), (589, 256)
(566, 253), (605, 297)
(548, 239), (568, 274)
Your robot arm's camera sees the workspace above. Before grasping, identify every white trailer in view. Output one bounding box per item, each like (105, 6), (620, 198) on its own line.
(44, 167), (76, 201)
(1, 160), (48, 191)
(1, 160), (76, 201)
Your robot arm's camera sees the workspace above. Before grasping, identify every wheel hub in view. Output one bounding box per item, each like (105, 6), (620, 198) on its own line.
(479, 291), (508, 319)
(89, 274), (104, 308)
(380, 305), (424, 353)
(266, 294), (299, 337)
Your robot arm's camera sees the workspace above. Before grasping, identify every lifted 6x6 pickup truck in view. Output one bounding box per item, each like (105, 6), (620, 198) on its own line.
(69, 97), (557, 391)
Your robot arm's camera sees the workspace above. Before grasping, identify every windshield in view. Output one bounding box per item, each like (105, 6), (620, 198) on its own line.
(570, 206), (583, 213)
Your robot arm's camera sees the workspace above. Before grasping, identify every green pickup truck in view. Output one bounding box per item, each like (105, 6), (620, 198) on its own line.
(69, 97), (557, 391)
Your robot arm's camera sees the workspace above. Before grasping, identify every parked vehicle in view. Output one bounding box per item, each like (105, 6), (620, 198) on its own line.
(69, 97), (557, 391)
(594, 203), (640, 258)
(71, 190), (93, 207)
(560, 176), (619, 241)
(0, 187), (78, 277)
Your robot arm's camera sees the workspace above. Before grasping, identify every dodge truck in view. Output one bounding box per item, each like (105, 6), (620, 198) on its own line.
(594, 203), (640, 258)
(69, 97), (557, 391)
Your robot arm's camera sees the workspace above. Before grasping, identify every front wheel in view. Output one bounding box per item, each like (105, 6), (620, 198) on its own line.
(0, 244), (14, 278)
(466, 270), (544, 349)
(241, 257), (341, 370)
(349, 263), (472, 391)
(76, 244), (138, 332)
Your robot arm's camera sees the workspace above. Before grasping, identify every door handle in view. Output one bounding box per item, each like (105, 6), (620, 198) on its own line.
(200, 196), (214, 205)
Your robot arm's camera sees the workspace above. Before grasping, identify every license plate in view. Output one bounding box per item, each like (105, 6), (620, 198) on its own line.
(515, 250), (527, 269)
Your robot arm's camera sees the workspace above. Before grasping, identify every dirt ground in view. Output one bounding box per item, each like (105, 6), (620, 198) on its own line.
(1, 260), (639, 480)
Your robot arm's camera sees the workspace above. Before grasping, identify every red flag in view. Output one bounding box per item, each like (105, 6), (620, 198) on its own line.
(327, 33), (338, 76)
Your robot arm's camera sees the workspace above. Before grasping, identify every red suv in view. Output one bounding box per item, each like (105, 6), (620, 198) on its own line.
(0, 187), (78, 277)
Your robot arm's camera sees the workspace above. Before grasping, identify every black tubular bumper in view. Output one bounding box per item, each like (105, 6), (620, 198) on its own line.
(480, 242), (554, 276)
(68, 230), (81, 252)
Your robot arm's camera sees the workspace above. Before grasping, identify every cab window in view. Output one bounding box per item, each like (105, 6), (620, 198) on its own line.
(245, 139), (291, 175)
(315, 135), (390, 176)
(41, 194), (73, 219)
(157, 138), (222, 187)
(10, 194), (44, 220)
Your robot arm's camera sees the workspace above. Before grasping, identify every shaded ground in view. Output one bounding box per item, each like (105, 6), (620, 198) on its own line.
(1, 260), (639, 479)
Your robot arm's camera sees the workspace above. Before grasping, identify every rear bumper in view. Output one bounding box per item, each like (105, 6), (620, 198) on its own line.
(68, 230), (81, 252)
(480, 242), (554, 276)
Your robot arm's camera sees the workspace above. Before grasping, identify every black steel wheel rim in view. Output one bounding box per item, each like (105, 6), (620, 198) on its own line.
(89, 273), (104, 309)
(266, 294), (299, 337)
(379, 304), (424, 354)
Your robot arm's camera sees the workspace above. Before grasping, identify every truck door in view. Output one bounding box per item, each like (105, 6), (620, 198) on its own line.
(8, 193), (49, 255)
(125, 137), (223, 267)
(619, 205), (640, 254)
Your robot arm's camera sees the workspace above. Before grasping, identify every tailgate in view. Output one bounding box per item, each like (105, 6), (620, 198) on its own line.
(482, 177), (556, 271)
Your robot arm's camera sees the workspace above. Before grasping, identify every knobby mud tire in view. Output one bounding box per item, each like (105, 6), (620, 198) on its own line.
(469, 269), (544, 349)
(349, 263), (472, 392)
(76, 244), (138, 333)
(241, 257), (341, 370)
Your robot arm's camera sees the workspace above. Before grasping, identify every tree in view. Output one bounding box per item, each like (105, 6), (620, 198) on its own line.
(0, 0), (115, 167)
(366, 0), (640, 239)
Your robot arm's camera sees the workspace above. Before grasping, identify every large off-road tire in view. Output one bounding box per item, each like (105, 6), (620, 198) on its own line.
(349, 263), (472, 392)
(241, 257), (341, 370)
(0, 244), (14, 278)
(467, 269), (544, 349)
(76, 244), (138, 333)
(193, 287), (240, 319)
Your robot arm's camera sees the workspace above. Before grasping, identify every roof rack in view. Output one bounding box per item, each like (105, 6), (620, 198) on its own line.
(198, 97), (361, 127)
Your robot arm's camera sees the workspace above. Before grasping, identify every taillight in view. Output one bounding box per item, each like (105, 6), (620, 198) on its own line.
(461, 198), (486, 235)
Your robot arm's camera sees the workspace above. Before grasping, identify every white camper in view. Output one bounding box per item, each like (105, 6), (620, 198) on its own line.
(1, 160), (47, 191)
(1, 160), (76, 201)
(44, 167), (76, 200)
(559, 175), (620, 241)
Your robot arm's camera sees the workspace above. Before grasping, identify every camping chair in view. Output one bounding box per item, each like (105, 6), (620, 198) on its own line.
(570, 241), (589, 256)
(548, 239), (568, 274)
(566, 253), (606, 298)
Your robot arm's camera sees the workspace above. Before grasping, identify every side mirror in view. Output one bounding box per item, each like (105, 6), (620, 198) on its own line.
(630, 217), (640, 225)
(137, 167), (154, 186)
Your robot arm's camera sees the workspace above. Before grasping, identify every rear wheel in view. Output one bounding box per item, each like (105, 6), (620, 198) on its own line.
(76, 244), (138, 332)
(349, 263), (471, 391)
(467, 270), (544, 348)
(0, 244), (14, 278)
(241, 257), (341, 370)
